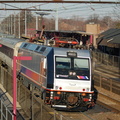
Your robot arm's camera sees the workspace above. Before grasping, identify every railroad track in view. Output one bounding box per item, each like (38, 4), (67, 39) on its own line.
(97, 92), (120, 113)
(33, 88), (119, 120)
(57, 102), (119, 120)
(56, 96), (120, 120)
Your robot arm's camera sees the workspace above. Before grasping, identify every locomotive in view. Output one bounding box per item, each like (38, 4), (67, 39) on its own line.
(0, 37), (95, 111)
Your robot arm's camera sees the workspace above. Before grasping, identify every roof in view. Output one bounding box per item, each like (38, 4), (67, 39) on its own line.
(20, 42), (52, 56)
(108, 34), (120, 44)
(97, 28), (120, 46)
(36, 30), (93, 36)
(54, 47), (91, 58)
(0, 33), (15, 38)
(0, 37), (24, 48)
(21, 42), (91, 58)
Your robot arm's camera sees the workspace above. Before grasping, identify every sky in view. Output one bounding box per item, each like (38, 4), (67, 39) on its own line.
(0, 0), (120, 21)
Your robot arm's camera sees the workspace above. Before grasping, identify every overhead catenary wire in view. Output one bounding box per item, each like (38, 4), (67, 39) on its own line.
(0, 2), (120, 20)
(48, 3), (119, 19)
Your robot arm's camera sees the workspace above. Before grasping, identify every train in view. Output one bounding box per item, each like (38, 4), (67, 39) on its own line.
(0, 37), (95, 111)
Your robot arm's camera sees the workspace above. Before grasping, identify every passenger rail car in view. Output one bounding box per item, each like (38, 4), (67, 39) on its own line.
(0, 37), (95, 111)
(0, 37), (24, 69)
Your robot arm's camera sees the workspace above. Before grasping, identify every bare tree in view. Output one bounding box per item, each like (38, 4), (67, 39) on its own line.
(112, 2), (120, 28)
(86, 14), (100, 24)
(100, 16), (112, 30)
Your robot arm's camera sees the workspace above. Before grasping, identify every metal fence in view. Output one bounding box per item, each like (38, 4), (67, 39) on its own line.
(92, 51), (120, 95)
(92, 51), (120, 69)
(0, 99), (13, 120)
(0, 98), (28, 120)
(0, 65), (25, 120)
(93, 73), (120, 95)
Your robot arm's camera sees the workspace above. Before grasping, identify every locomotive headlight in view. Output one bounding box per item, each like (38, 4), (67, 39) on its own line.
(69, 72), (73, 75)
(73, 72), (76, 76)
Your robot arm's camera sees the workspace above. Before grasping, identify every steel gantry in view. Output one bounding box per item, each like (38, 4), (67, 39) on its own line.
(0, 0), (119, 4)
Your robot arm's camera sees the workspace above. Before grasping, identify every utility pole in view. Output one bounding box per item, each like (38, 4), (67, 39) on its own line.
(11, 14), (13, 35)
(14, 12), (16, 36)
(35, 12), (50, 28)
(7, 18), (9, 34)
(36, 14), (38, 30)
(55, 3), (58, 31)
(8, 16), (11, 34)
(25, 10), (27, 36)
(19, 12), (20, 38)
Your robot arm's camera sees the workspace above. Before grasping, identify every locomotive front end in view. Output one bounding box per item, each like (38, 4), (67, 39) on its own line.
(51, 50), (95, 111)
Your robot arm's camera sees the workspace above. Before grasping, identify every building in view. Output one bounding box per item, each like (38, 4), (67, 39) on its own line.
(86, 23), (100, 49)
(96, 28), (120, 56)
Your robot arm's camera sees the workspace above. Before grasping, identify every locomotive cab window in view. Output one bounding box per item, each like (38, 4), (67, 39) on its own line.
(55, 56), (90, 80)
(56, 57), (70, 69)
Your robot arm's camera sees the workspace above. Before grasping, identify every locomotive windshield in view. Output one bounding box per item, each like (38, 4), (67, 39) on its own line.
(55, 56), (90, 80)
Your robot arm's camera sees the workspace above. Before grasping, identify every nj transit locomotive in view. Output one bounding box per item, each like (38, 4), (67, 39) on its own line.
(0, 37), (95, 111)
